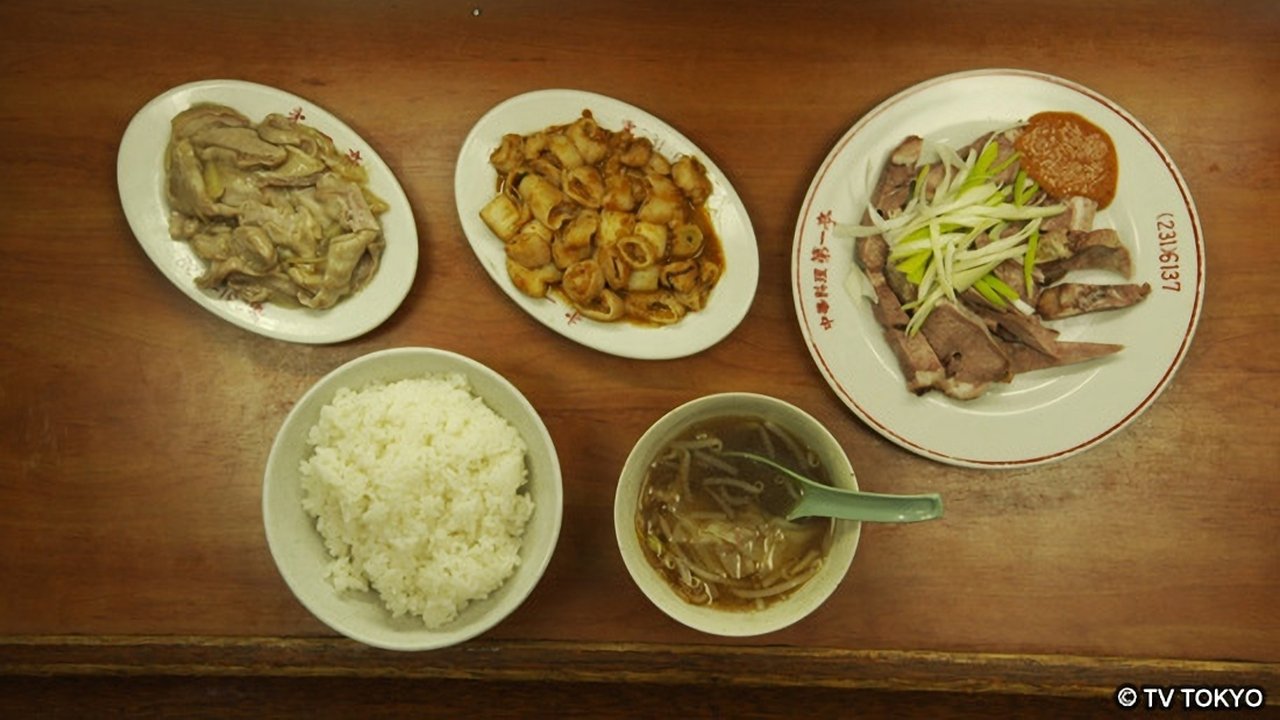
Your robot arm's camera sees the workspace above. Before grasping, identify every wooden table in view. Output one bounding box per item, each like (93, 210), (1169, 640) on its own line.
(3, 0), (1277, 715)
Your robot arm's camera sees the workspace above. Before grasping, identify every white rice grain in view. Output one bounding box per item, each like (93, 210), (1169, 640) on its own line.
(299, 372), (533, 629)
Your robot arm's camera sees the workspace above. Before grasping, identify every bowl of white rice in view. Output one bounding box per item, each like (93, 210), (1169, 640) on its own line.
(263, 346), (563, 651)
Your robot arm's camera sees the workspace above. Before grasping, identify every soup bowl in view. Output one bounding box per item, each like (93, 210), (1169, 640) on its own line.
(613, 392), (861, 636)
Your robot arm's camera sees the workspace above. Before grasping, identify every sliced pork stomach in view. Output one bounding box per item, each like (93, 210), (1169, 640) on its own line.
(170, 103), (251, 141)
(190, 126), (288, 168)
(166, 139), (228, 221)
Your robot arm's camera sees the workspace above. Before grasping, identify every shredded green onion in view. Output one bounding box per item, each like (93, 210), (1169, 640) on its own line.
(1023, 227), (1040, 296)
(957, 140), (1000, 194)
(835, 129), (1064, 333)
(972, 276), (1007, 308)
(1013, 169), (1041, 207)
(990, 149), (1020, 177)
(985, 274), (1021, 303)
(895, 249), (931, 281)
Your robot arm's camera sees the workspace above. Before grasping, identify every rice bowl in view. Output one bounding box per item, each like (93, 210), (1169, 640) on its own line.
(300, 373), (534, 629)
(263, 347), (563, 651)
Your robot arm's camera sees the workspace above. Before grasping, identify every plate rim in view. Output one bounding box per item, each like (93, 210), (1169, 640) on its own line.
(116, 78), (419, 345)
(791, 67), (1206, 468)
(453, 87), (760, 360)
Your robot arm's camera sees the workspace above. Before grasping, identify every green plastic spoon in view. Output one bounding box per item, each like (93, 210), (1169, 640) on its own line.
(721, 451), (944, 523)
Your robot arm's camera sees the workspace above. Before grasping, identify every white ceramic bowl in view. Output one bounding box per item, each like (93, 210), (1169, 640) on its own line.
(614, 392), (861, 637)
(263, 347), (563, 651)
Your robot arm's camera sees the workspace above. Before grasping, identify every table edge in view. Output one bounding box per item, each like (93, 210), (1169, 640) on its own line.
(2, 636), (1276, 699)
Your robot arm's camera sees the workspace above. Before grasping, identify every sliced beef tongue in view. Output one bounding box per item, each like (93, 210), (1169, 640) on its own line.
(965, 298), (1061, 356)
(991, 258), (1036, 304)
(1006, 340), (1124, 374)
(966, 297), (1125, 373)
(918, 301), (1013, 400)
(855, 235), (947, 394)
(871, 136), (924, 216)
(1039, 195), (1098, 234)
(883, 327), (949, 395)
(1037, 282), (1152, 319)
(850, 140), (1145, 401)
(1040, 228), (1135, 283)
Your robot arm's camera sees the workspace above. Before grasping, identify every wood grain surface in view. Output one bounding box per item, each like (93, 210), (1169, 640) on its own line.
(1, 0), (1276, 715)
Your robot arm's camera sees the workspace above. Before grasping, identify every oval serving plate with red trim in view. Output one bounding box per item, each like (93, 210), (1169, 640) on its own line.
(455, 89), (758, 361)
(118, 79), (418, 344)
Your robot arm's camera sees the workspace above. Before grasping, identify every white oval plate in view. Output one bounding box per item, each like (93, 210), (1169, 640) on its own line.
(455, 89), (759, 360)
(117, 79), (418, 344)
(792, 69), (1205, 467)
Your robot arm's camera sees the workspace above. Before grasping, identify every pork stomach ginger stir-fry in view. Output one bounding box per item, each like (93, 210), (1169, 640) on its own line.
(479, 110), (724, 325)
(636, 417), (834, 610)
(165, 103), (388, 309)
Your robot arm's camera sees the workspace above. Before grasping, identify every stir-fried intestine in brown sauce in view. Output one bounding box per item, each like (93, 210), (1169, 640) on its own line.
(165, 103), (388, 309)
(479, 110), (724, 326)
(636, 416), (834, 610)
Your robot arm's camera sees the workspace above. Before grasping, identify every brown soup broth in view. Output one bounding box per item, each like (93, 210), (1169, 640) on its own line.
(635, 415), (834, 610)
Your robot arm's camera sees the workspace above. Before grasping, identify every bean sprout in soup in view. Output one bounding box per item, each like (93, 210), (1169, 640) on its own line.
(635, 416), (834, 610)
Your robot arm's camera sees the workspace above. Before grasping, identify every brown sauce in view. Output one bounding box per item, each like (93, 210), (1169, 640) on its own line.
(1015, 111), (1118, 208)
